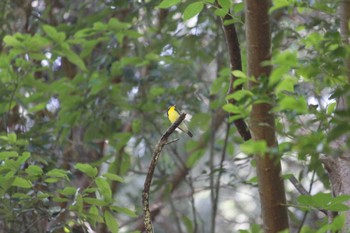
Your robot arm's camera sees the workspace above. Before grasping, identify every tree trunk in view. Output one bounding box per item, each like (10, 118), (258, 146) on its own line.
(245, 1), (289, 232)
(321, 1), (350, 232)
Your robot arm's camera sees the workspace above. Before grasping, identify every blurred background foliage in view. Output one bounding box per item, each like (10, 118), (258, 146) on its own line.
(0, 0), (349, 232)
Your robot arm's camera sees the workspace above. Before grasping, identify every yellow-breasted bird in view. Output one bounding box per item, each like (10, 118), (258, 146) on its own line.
(167, 105), (193, 138)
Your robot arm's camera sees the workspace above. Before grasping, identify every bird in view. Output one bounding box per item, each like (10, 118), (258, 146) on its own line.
(167, 105), (193, 138)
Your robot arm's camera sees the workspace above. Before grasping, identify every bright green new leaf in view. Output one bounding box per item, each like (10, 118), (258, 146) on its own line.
(233, 2), (244, 13)
(218, 0), (231, 9)
(226, 90), (253, 101)
(75, 163), (98, 178)
(84, 197), (107, 206)
(222, 103), (241, 114)
(18, 152), (31, 165)
(12, 177), (32, 188)
(275, 76), (296, 94)
(269, 66), (290, 87)
(96, 177), (112, 202)
(232, 70), (247, 79)
(269, 0), (293, 13)
(108, 18), (130, 30)
(60, 187), (77, 196)
(0, 151), (18, 160)
(326, 101), (337, 114)
(297, 192), (331, 209)
(278, 95), (308, 114)
(104, 210), (119, 233)
(8, 132), (17, 144)
(110, 205), (137, 217)
(25, 165), (43, 176)
(88, 205), (104, 225)
(240, 140), (267, 155)
(183, 2), (204, 21)
(42, 25), (66, 42)
(214, 8), (228, 17)
(46, 168), (69, 179)
(61, 44), (87, 71)
(3, 35), (23, 48)
(102, 173), (124, 183)
(158, 0), (181, 9)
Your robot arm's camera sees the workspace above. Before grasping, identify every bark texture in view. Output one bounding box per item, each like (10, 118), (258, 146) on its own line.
(245, 1), (289, 232)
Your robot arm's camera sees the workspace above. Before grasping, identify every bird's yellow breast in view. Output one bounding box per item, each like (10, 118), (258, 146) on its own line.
(167, 106), (180, 123)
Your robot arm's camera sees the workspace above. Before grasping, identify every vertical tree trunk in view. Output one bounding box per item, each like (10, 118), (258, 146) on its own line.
(321, 1), (350, 232)
(245, 1), (289, 232)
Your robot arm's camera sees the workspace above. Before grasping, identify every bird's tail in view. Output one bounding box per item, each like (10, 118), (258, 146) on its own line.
(187, 131), (193, 138)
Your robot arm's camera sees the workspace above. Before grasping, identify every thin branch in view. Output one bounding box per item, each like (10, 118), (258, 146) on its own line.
(142, 113), (187, 233)
(186, 174), (199, 233)
(289, 175), (327, 216)
(168, 193), (184, 233)
(209, 111), (216, 233)
(211, 121), (231, 233)
(289, 175), (310, 196)
(220, 4), (251, 141)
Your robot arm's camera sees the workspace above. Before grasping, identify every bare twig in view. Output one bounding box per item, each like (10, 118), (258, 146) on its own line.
(142, 113), (187, 233)
(289, 175), (310, 196)
(289, 174), (327, 216)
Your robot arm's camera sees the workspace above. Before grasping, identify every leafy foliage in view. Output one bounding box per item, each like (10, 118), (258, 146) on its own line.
(0, 0), (349, 232)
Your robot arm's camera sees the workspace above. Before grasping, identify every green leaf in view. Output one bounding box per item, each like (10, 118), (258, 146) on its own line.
(88, 205), (104, 225)
(217, 0), (231, 9)
(210, 77), (226, 95)
(297, 192), (332, 209)
(25, 165), (43, 176)
(108, 18), (130, 30)
(326, 101), (337, 114)
(214, 8), (228, 17)
(18, 152), (31, 164)
(61, 43), (87, 71)
(104, 210), (119, 233)
(182, 215), (193, 233)
(75, 163), (98, 178)
(12, 177), (32, 188)
(240, 140), (267, 155)
(46, 168), (69, 179)
(269, 66), (290, 87)
(95, 177), (112, 202)
(226, 90), (253, 101)
(60, 187), (77, 196)
(150, 86), (165, 97)
(110, 205), (137, 217)
(28, 103), (47, 114)
(3, 35), (23, 48)
(269, 0), (293, 13)
(183, 2), (204, 21)
(84, 197), (107, 206)
(233, 2), (244, 13)
(42, 25), (66, 42)
(275, 76), (296, 94)
(278, 95), (308, 114)
(232, 70), (247, 79)
(158, 0), (181, 8)
(112, 132), (132, 151)
(8, 132), (17, 144)
(0, 151), (18, 160)
(222, 103), (241, 114)
(102, 173), (124, 183)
